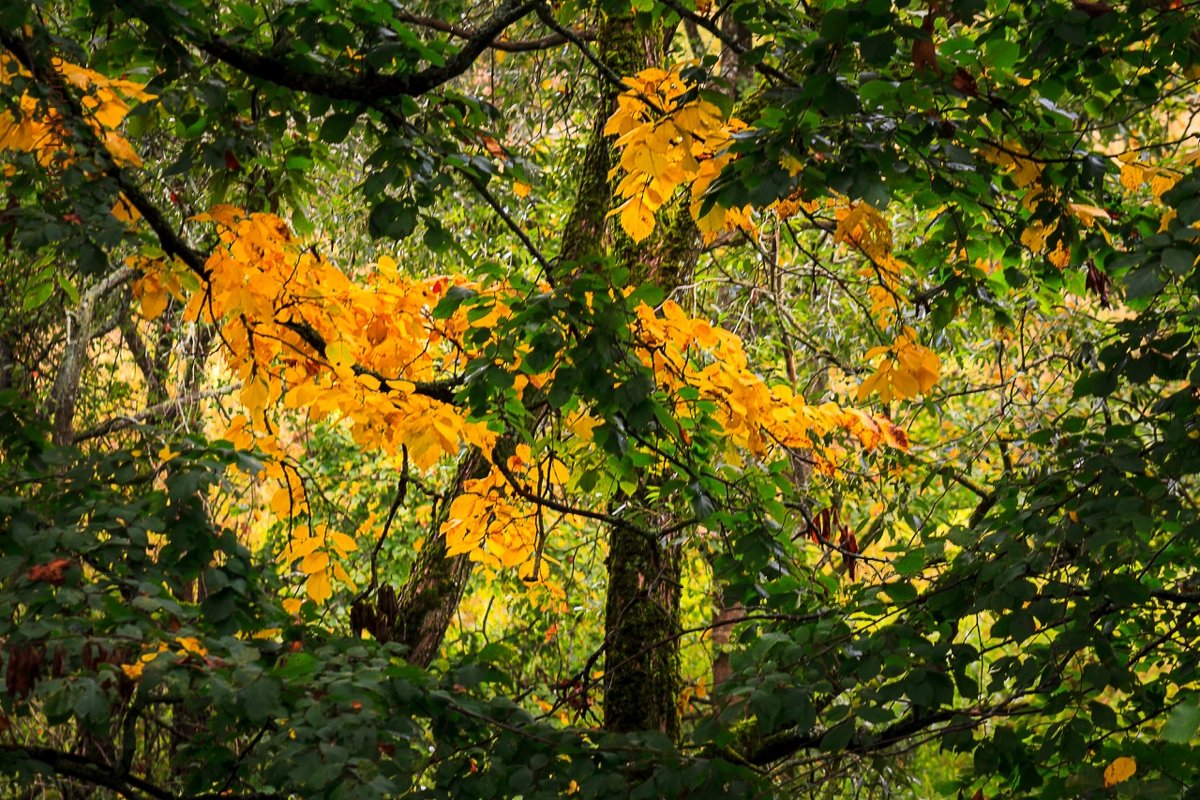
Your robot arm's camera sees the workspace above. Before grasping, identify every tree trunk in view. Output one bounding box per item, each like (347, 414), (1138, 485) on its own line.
(385, 10), (660, 669)
(603, 511), (682, 737)
(390, 448), (487, 667)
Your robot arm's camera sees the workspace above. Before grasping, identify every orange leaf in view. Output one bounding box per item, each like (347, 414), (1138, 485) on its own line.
(1104, 756), (1136, 787)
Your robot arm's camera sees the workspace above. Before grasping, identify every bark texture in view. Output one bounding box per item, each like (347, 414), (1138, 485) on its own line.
(389, 448), (488, 667)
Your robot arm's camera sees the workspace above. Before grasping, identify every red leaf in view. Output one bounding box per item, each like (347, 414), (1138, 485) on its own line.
(952, 68), (978, 97)
(27, 558), (72, 586)
(1072, 0), (1112, 17)
(840, 529), (859, 581)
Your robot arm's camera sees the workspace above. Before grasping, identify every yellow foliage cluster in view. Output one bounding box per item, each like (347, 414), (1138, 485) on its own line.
(1118, 148), (1188, 198)
(442, 444), (564, 580)
(633, 300), (911, 463)
(832, 199), (908, 327)
(119, 636), (208, 681)
(604, 67), (750, 243)
(0, 54), (151, 173)
(858, 328), (942, 404)
(982, 142), (1199, 271)
(824, 198), (942, 403)
(146, 205), (494, 466)
(980, 142), (1072, 268)
(278, 522), (359, 604)
(134, 207), (498, 600)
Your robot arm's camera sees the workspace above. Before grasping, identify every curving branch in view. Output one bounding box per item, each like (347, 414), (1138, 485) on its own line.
(0, 29), (462, 410)
(0, 743), (286, 800)
(491, 446), (661, 540)
(73, 385), (239, 443)
(741, 698), (1030, 767)
(140, 0), (542, 104)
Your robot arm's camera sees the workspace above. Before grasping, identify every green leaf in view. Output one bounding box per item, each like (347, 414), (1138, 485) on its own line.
(56, 273), (79, 305)
(368, 200), (418, 240)
(319, 112), (358, 143)
(1161, 247), (1195, 275)
(1124, 265), (1165, 299)
(22, 279), (54, 311)
(819, 719), (855, 752)
(983, 39), (1020, 71)
(892, 551), (924, 577)
(1161, 702), (1200, 743)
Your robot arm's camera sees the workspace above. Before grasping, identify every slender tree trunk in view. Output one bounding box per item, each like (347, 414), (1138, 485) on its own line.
(603, 510), (682, 737)
(390, 448), (487, 667)
(48, 267), (134, 445)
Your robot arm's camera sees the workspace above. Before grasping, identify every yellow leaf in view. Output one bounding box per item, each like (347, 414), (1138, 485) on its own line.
(615, 196), (656, 242)
(325, 340), (354, 368)
(270, 487), (293, 516)
(300, 551), (329, 575)
(1067, 203), (1110, 228)
(376, 254), (398, 278)
(1104, 756), (1136, 788)
(513, 181), (531, 198)
(282, 597), (304, 615)
(332, 561), (356, 590)
(306, 571), (332, 603)
(241, 379), (269, 414)
(519, 558), (550, 583)
(103, 130), (142, 166)
(174, 636), (207, 657)
(1150, 171), (1179, 198)
(94, 98), (129, 128)
(1120, 161), (1144, 192)
(285, 535), (322, 560)
(329, 531), (358, 553)
(141, 284), (168, 320)
(1020, 222), (1050, 253)
(881, 419), (910, 451)
(1048, 239), (1071, 269)
(890, 366), (920, 399)
(111, 193), (141, 224)
(547, 459), (571, 485)
(191, 204), (244, 226)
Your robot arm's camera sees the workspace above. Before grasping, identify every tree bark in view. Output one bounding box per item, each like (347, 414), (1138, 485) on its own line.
(389, 448), (488, 667)
(48, 267), (134, 445)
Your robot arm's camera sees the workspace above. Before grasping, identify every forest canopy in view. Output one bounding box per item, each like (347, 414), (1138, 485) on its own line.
(2, 0), (1200, 798)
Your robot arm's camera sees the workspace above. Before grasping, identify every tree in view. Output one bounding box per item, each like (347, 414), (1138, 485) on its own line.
(2, 0), (1200, 798)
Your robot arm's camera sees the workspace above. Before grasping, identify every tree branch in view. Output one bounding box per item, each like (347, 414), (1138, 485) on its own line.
(187, 0), (540, 103)
(73, 385), (238, 443)
(491, 447), (658, 540)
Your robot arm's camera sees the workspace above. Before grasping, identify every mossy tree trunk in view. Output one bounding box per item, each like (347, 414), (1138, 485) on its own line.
(389, 448), (489, 666)
(584, 20), (709, 740)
